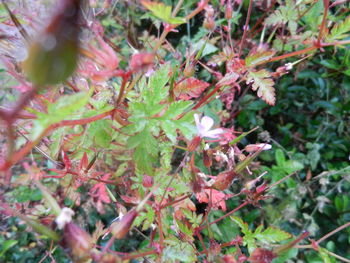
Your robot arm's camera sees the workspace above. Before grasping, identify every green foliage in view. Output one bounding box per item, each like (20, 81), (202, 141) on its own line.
(326, 15), (350, 41)
(141, 1), (186, 25)
(264, 0), (299, 35)
(231, 216), (291, 254)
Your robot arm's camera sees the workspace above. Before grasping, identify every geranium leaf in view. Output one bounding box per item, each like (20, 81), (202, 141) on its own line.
(174, 78), (210, 100)
(245, 50), (276, 67)
(141, 1), (185, 25)
(247, 69), (276, 105)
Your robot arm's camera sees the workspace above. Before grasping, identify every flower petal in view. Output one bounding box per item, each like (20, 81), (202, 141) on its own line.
(200, 116), (214, 132)
(204, 128), (225, 139)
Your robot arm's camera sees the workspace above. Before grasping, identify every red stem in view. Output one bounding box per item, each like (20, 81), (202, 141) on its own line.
(238, 0), (254, 57)
(317, 0), (330, 45)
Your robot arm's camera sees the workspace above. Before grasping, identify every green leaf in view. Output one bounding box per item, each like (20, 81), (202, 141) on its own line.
(275, 149), (286, 167)
(145, 64), (170, 104)
(141, 1), (186, 25)
(326, 15), (350, 41)
(318, 247), (332, 263)
(247, 69), (276, 105)
(264, 0), (298, 35)
(129, 127), (158, 174)
(163, 237), (197, 262)
(193, 39), (218, 58)
(174, 112), (196, 140)
(134, 145), (156, 174)
(161, 120), (177, 143)
(231, 216), (250, 235)
(48, 89), (93, 122)
(256, 226), (292, 243)
(88, 119), (112, 148)
(245, 50), (276, 67)
(161, 101), (192, 119)
(0, 240), (18, 257)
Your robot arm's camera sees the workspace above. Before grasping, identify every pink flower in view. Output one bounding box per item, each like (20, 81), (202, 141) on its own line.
(194, 114), (224, 139)
(245, 143), (272, 153)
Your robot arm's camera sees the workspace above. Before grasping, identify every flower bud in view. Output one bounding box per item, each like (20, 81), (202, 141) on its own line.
(23, 0), (82, 86)
(63, 222), (93, 263)
(245, 143), (272, 153)
(204, 17), (215, 31)
(142, 175), (154, 188)
(110, 209), (138, 239)
(225, 4), (233, 20)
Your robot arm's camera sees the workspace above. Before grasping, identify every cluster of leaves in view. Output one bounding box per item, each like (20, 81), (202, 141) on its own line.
(0, 0), (349, 262)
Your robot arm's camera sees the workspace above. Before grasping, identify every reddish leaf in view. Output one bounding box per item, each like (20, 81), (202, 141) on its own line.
(89, 174), (111, 206)
(212, 171), (237, 191)
(196, 189), (232, 211)
(174, 78), (210, 100)
(62, 152), (72, 170)
(248, 248), (276, 263)
(79, 152), (89, 171)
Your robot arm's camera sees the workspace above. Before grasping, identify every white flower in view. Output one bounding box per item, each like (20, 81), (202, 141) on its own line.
(55, 207), (75, 230)
(194, 114), (224, 139)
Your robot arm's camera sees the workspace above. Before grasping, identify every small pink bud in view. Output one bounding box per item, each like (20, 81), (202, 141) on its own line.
(204, 17), (215, 31)
(225, 4), (233, 20)
(245, 143), (272, 153)
(110, 209), (138, 239)
(63, 223), (93, 262)
(142, 175), (153, 188)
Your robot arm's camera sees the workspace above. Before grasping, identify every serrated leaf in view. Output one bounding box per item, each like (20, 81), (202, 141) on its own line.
(141, 1), (186, 25)
(146, 64), (170, 104)
(245, 50), (276, 67)
(230, 216), (250, 234)
(264, 0), (298, 35)
(174, 77), (210, 100)
(326, 15), (350, 41)
(163, 237), (197, 262)
(256, 226), (292, 243)
(161, 120), (177, 143)
(48, 89), (93, 122)
(134, 145), (157, 174)
(174, 112), (196, 140)
(161, 101), (192, 119)
(127, 128), (157, 152)
(247, 69), (276, 105)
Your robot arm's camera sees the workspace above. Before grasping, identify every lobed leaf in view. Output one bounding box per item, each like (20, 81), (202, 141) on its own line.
(247, 69), (276, 105)
(141, 1), (186, 25)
